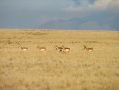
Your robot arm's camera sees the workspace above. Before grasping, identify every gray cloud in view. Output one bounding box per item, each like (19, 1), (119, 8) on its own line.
(88, 0), (96, 4)
(72, 0), (81, 5)
(71, 0), (96, 5)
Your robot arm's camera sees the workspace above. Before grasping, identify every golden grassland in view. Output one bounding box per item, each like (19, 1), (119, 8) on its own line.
(0, 29), (119, 90)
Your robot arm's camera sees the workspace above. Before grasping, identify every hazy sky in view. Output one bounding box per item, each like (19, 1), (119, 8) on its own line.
(0, 0), (119, 30)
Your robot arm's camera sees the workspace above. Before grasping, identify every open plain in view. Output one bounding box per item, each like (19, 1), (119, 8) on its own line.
(0, 29), (119, 90)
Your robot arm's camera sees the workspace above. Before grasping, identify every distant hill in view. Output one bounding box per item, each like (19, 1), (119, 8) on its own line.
(39, 15), (119, 30)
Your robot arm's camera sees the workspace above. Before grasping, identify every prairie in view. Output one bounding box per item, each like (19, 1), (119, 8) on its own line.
(0, 29), (119, 90)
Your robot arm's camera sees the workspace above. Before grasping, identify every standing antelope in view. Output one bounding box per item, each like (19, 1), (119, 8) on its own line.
(37, 46), (46, 52)
(21, 47), (28, 51)
(83, 45), (93, 52)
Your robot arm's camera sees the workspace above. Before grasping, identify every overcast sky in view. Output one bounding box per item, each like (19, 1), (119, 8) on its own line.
(0, 0), (119, 30)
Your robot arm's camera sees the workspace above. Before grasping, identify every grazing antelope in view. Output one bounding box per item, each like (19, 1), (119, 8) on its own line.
(21, 47), (28, 51)
(83, 45), (93, 52)
(37, 46), (46, 52)
(55, 45), (64, 52)
(63, 47), (70, 53)
(55, 45), (70, 53)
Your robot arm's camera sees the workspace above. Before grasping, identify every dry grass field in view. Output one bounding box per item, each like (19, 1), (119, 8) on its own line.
(0, 29), (119, 90)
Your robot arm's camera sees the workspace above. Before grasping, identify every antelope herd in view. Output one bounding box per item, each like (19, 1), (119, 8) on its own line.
(20, 45), (93, 53)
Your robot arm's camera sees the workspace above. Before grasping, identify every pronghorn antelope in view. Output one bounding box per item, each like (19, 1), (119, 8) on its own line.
(37, 46), (46, 52)
(62, 47), (70, 53)
(21, 47), (28, 51)
(55, 45), (70, 53)
(55, 45), (64, 52)
(83, 45), (93, 52)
